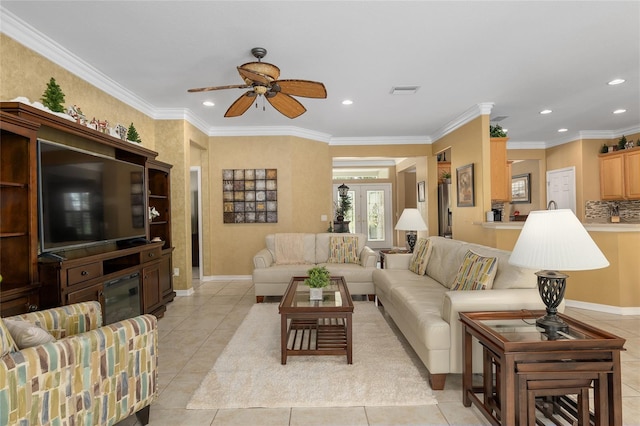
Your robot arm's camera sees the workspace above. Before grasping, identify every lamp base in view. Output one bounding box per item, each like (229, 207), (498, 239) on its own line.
(535, 270), (569, 337)
(406, 232), (417, 253)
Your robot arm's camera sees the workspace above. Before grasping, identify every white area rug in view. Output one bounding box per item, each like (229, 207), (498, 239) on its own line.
(187, 302), (436, 409)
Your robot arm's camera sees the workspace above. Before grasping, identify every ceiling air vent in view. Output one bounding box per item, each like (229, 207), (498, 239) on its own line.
(390, 86), (420, 95)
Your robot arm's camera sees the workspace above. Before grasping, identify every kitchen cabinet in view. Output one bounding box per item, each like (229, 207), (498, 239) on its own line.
(490, 137), (511, 201)
(600, 147), (640, 200)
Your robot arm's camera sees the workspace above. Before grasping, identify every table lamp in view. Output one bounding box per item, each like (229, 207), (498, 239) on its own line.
(395, 208), (428, 252)
(508, 209), (609, 335)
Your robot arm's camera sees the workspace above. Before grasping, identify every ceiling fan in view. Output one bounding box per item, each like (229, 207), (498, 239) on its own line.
(188, 47), (327, 119)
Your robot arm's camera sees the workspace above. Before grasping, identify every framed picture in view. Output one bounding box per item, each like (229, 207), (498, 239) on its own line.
(417, 181), (425, 202)
(511, 173), (531, 204)
(456, 163), (475, 207)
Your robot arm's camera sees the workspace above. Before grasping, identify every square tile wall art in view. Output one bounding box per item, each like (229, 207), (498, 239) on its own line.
(223, 169), (278, 223)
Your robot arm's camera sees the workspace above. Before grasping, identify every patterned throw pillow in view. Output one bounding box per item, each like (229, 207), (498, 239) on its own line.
(327, 236), (359, 264)
(408, 238), (432, 275)
(451, 250), (498, 290)
(0, 318), (18, 356)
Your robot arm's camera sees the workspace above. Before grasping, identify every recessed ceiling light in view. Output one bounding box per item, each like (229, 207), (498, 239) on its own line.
(202, 101), (215, 107)
(608, 78), (625, 85)
(540, 109), (552, 115)
(558, 128), (568, 133)
(342, 100), (353, 105)
(613, 109), (627, 114)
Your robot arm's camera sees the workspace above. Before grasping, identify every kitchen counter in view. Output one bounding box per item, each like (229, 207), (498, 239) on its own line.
(478, 221), (640, 232)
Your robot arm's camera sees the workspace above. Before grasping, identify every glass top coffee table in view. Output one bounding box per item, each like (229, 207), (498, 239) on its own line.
(278, 276), (354, 364)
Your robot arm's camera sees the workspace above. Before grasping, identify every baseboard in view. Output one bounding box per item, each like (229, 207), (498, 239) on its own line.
(565, 299), (640, 316)
(175, 288), (194, 297)
(201, 275), (252, 282)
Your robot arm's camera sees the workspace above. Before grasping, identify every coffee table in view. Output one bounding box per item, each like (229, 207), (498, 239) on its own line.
(278, 276), (354, 364)
(460, 310), (625, 426)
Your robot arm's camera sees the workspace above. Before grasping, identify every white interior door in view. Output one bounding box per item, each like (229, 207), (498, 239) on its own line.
(546, 167), (576, 213)
(333, 183), (392, 249)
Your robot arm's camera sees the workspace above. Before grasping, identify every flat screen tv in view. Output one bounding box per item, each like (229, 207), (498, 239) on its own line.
(38, 139), (146, 253)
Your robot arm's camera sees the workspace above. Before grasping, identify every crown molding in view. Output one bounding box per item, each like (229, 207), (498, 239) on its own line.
(329, 135), (430, 146)
(431, 102), (495, 143)
(207, 125), (332, 142)
(1, 8), (157, 118)
(506, 141), (548, 150)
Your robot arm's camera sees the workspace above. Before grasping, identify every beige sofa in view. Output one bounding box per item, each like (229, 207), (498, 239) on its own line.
(373, 236), (556, 390)
(253, 233), (377, 301)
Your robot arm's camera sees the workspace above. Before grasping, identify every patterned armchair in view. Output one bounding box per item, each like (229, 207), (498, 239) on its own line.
(0, 302), (157, 426)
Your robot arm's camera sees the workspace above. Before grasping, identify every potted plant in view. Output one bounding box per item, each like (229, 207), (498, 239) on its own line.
(490, 124), (507, 138)
(304, 266), (331, 300)
(440, 170), (451, 183)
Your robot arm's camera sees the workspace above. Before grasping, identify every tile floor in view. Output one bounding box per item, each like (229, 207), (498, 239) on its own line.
(116, 278), (640, 426)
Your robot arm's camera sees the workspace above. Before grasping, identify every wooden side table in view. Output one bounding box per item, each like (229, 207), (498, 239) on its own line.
(378, 249), (409, 269)
(460, 310), (625, 426)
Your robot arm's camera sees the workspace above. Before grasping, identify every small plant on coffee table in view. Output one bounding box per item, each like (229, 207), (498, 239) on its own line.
(304, 266), (331, 288)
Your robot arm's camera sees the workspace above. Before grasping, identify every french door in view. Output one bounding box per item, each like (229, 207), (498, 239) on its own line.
(333, 183), (393, 249)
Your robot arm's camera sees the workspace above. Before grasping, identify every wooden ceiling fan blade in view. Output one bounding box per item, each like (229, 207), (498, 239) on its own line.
(276, 80), (327, 98)
(188, 84), (249, 93)
(267, 93), (306, 119)
(224, 92), (256, 117)
(238, 67), (272, 86)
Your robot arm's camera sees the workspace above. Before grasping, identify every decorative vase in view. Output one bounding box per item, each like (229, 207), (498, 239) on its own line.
(309, 288), (323, 300)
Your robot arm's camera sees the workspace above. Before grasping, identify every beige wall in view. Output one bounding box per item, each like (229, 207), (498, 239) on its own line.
(431, 116), (493, 246)
(206, 136), (332, 275)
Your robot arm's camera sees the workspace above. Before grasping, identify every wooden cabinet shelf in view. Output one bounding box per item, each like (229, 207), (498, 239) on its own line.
(599, 147), (640, 200)
(1, 102), (174, 317)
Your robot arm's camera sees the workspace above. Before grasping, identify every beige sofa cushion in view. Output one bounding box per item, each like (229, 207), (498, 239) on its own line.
(425, 237), (469, 288)
(266, 233), (316, 264)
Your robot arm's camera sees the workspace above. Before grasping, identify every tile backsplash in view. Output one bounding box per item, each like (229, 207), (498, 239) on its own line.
(585, 200), (640, 223)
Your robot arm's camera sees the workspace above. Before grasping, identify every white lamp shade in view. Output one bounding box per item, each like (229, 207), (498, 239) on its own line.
(509, 209), (609, 271)
(395, 208), (428, 231)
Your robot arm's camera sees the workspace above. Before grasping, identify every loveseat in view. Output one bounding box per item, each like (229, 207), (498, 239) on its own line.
(253, 233), (377, 302)
(373, 236), (557, 390)
(1, 302), (157, 426)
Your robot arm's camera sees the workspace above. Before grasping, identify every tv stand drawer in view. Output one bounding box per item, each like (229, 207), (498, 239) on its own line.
(140, 247), (161, 263)
(67, 262), (102, 285)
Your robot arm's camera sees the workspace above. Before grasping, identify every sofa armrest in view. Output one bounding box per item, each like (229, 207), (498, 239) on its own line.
(442, 288), (551, 373)
(360, 246), (377, 268)
(384, 253), (412, 269)
(0, 314), (158, 425)
(253, 248), (274, 268)
(442, 288), (548, 324)
(6, 301), (102, 338)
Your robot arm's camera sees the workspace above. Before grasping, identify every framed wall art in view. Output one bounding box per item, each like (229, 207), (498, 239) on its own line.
(456, 163), (475, 207)
(511, 173), (531, 204)
(417, 181), (425, 202)
(223, 168), (277, 223)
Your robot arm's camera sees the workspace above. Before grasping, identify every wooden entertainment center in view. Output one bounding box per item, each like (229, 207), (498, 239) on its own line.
(0, 102), (174, 318)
